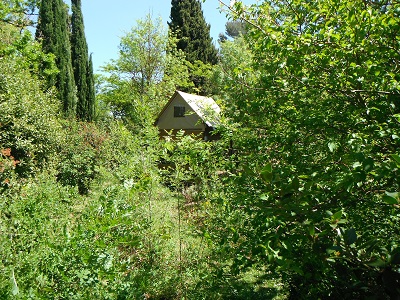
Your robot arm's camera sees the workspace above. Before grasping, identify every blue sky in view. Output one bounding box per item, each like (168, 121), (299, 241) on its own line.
(69, 0), (257, 72)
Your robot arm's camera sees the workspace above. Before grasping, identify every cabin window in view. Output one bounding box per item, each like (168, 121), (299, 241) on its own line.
(174, 105), (185, 117)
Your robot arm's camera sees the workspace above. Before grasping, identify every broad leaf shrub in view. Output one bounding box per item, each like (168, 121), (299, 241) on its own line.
(0, 123), (191, 299)
(0, 148), (18, 192)
(99, 121), (159, 183)
(0, 172), (82, 299)
(198, 0), (400, 298)
(0, 59), (61, 179)
(158, 132), (291, 299)
(56, 121), (106, 195)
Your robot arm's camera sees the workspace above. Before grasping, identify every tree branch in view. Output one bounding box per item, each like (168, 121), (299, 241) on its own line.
(217, 0), (273, 35)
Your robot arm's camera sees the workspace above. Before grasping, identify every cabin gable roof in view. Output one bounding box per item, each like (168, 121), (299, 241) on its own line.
(155, 91), (221, 131)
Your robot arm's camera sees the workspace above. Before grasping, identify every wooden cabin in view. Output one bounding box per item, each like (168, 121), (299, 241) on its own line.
(154, 91), (221, 140)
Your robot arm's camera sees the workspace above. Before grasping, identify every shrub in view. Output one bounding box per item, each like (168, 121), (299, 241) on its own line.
(57, 121), (106, 195)
(0, 59), (61, 180)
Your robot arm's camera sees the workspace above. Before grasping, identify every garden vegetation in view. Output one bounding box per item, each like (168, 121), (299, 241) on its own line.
(0, 0), (399, 299)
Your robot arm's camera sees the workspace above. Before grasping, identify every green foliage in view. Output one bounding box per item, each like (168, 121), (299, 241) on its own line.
(219, 20), (248, 42)
(0, 23), (58, 80)
(71, 0), (95, 122)
(87, 53), (96, 120)
(169, 0), (218, 65)
(159, 132), (289, 299)
(198, 0), (400, 298)
(0, 148), (18, 192)
(0, 0), (38, 28)
(36, 0), (77, 117)
(0, 58), (61, 179)
(0, 173), (80, 299)
(1, 4), (229, 299)
(168, 0), (218, 94)
(187, 59), (215, 96)
(99, 15), (192, 130)
(212, 35), (258, 112)
(160, 133), (219, 186)
(4, 0), (400, 298)
(57, 121), (106, 195)
(225, 20), (247, 39)
(0, 119), (208, 299)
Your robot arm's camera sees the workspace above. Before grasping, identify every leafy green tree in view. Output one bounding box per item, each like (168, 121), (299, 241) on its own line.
(71, 0), (94, 121)
(200, 0), (400, 298)
(36, 0), (77, 117)
(0, 23), (58, 79)
(100, 15), (192, 130)
(0, 0), (39, 28)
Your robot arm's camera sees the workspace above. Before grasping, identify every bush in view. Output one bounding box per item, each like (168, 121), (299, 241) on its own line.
(57, 121), (106, 195)
(0, 59), (61, 180)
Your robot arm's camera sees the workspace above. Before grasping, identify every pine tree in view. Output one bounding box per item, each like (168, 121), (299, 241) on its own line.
(168, 0), (218, 65)
(71, 0), (94, 121)
(36, 0), (76, 117)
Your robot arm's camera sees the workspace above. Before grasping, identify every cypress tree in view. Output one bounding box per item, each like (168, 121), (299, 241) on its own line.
(36, 0), (76, 117)
(86, 53), (95, 121)
(35, 0), (56, 86)
(71, 0), (94, 121)
(168, 0), (218, 65)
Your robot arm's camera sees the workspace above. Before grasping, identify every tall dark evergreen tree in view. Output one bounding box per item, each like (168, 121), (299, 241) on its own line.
(86, 53), (95, 121)
(71, 0), (94, 121)
(168, 0), (218, 65)
(36, 0), (76, 117)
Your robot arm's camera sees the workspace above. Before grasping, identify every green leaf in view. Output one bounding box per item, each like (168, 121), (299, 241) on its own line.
(383, 191), (399, 204)
(344, 228), (357, 245)
(328, 142), (338, 152)
(391, 154), (400, 166)
(363, 157), (374, 172)
(262, 162), (272, 173)
(260, 163), (273, 183)
(366, 259), (386, 268)
(332, 210), (342, 221)
(161, 234), (172, 240)
(290, 265), (304, 276)
(10, 269), (19, 296)
(327, 245), (342, 255)
(309, 225), (315, 236)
